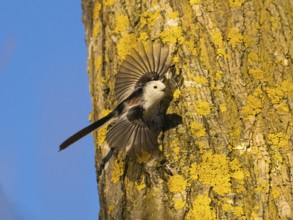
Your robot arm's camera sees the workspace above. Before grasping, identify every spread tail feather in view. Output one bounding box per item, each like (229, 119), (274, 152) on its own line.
(59, 112), (114, 151)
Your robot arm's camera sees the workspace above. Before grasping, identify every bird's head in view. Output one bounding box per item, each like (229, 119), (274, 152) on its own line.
(143, 80), (166, 109)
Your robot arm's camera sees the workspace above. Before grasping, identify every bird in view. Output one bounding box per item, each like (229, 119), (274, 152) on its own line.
(59, 40), (172, 155)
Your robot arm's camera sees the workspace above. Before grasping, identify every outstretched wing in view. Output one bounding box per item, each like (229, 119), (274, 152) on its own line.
(115, 40), (172, 104)
(106, 106), (158, 155)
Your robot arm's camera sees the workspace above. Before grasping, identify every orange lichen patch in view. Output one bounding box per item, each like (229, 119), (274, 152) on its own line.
(111, 159), (124, 183)
(195, 101), (211, 116)
(168, 174), (188, 193)
(189, 151), (245, 196)
(227, 28), (243, 47)
(189, 122), (206, 137)
(114, 14), (129, 33)
(186, 195), (216, 220)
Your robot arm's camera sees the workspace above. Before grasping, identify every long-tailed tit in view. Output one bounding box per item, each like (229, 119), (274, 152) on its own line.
(59, 41), (172, 154)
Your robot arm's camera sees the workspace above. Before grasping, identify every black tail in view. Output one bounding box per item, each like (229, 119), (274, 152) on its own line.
(59, 112), (114, 151)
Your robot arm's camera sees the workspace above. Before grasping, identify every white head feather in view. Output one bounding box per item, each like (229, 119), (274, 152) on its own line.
(142, 80), (166, 112)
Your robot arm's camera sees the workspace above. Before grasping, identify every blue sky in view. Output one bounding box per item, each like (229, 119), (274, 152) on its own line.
(0, 1), (99, 219)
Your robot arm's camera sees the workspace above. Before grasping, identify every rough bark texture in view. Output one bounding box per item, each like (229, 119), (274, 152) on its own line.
(82, 0), (293, 219)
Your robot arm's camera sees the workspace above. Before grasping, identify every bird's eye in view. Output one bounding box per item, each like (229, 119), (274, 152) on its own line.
(154, 86), (157, 89)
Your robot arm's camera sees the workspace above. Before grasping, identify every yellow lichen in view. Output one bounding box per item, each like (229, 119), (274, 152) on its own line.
(92, 2), (101, 20)
(185, 40), (198, 56)
(94, 56), (102, 72)
(92, 22), (101, 38)
(189, 163), (199, 180)
(247, 51), (260, 63)
(199, 37), (213, 71)
(111, 159), (124, 183)
(172, 56), (180, 63)
(173, 197), (186, 210)
(266, 87), (284, 104)
(195, 101), (211, 116)
(222, 203), (233, 212)
(276, 102), (289, 112)
(267, 132), (288, 149)
(227, 28), (243, 47)
(229, 0), (245, 8)
(281, 80), (293, 95)
(168, 174), (187, 193)
(168, 11), (179, 19)
(117, 34), (137, 60)
(230, 158), (245, 181)
(97, 109), (111, 145)
(194, 76), (208, 85)
(189, 0), (200, 4)
(211, 31), (223, 47)
(220, 104), (227, 113)
(114, 14), (129, 33)
(140, 10), (161, 28)
(271, 187), (280, 199)
(191, 152), (231, 195)
(190, 151), (245, 196)
(215, 70), (223, 80)
(190, 122), (206, 137)
(135, 180), (146, 191)
(173, 89), (181, 100)
(248, 69), (267, 82)
(241, 94), (262, 119)
(138, 32), (149, 42)
(160, 26), (185, 44)
(186, 195), (216, 220)
(107, 204), (115, 215)
(103, 0), (115, 6)
(234, 206), (244, 217)
(136, 150), (152, 164)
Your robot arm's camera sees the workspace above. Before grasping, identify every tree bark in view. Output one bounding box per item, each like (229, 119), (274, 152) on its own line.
(82, 0), (293, 219)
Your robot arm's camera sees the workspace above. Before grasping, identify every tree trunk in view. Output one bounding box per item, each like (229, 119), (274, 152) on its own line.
(82, 0), (293, 219)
